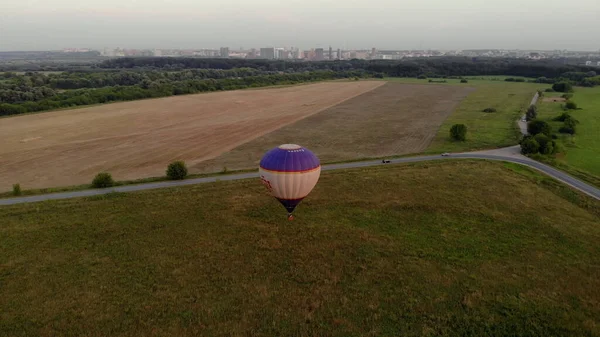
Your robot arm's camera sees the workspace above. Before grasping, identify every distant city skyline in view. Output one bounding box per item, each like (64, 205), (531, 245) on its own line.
(68, 46), (600, 63)
(3, 44), (600, 53)
(4, 45), (600, 54)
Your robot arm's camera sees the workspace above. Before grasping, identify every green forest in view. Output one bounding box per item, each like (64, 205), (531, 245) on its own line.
(1, 57), (599, 116)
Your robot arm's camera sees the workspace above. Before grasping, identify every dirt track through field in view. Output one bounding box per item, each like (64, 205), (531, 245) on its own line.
(193, 83), (474, 173)
(0, 81), (384, 191)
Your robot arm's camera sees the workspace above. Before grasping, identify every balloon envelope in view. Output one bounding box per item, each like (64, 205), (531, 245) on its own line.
(259, 144), (321, 215)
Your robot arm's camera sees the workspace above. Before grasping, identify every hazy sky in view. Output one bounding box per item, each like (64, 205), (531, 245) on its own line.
(1, 0), (599, 51)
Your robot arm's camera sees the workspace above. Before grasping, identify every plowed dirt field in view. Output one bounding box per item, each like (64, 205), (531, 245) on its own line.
(193, 82), (473, 173)
(0, 81), (384, 190)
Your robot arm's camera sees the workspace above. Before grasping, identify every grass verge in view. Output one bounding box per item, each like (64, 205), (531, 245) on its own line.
(536, 86), (600, 184)
(0, 168), (257, 198)
(1, 160), (599, 336)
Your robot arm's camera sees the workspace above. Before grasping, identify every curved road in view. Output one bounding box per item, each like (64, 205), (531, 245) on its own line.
(1, 146), (598, 206)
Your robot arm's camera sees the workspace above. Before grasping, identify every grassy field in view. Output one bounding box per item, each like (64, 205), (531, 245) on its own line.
(537, 87), (600, 180)
(384, 78), (542, 153)
(1, 160), (599, 337)
(193, 82), (471, 173)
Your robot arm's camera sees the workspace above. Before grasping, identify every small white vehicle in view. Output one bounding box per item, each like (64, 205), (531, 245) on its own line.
(441, 152), (450, 156)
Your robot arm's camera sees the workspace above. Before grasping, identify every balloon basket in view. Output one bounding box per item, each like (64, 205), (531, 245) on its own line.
(287, 214), (294, 221)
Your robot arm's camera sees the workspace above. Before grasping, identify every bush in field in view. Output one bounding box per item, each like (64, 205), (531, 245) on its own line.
(558, 115), (579, 134)
(417, 74), (427, 79)
(533, 134), (556, 155)
(527, 120), (552, 137)
(552, 82), (574, 93)
(520, 137), (540, 154)
(564, 101), (578, 110)
(545, 88), (555, 92)
(482, 107), (497, 113)
(450, 124), (467, 141)
(526, 105), (538, 121)
(564, 115), (579, 126)
(561, 93), (573, 99)
(460, 79), (468, 83)
(92, 172), (114, 188)
(542, 141), (555, 155)
(559, 125), (576, 134)
(12, 184), (21, 196)
(166, 161), (188, 180)
(553, 112), (571, 121)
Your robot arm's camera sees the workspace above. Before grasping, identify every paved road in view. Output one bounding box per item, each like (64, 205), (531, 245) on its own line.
(518, 92), (539, 136)
(530, 92), (540, 107)
(1, 148), (598, 206)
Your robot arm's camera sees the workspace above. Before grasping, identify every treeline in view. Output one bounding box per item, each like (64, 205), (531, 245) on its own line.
(0, 68), (295, 104)
(100, 57), (356, 72)
(100, 57), (598, 79)
(0, 70), (370, 116)
(521, 85), (585, 157)
(506, 71), (600, 87)
(2, 56), (597, 79)
(1, 68), (266, 91)
(3, 56), (599, 116)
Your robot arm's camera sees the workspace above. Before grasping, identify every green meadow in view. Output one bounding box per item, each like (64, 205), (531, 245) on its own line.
(385, 78), (541, 153)
(1, 160), (598, 337)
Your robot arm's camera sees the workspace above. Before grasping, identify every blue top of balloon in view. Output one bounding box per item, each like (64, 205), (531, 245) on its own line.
(259, 144), (320, 172)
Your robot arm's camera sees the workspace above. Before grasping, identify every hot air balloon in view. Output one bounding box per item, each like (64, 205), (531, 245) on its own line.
(259, 144), (321, 220)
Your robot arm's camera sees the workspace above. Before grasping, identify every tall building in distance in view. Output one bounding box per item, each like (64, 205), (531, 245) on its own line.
(337, 48), (341, 60)
(247, 48), (258, 58)
(220, 47), (229, 58)
(260, 47), (275, 59)
(274, 48), (285, 59)
(291, 48), (301, 59)
(329, 46), (332, 60)
(315, 48), (324, 61)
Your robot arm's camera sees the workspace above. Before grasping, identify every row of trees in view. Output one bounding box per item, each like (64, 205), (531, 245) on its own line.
(0, 86), (57, 104)
(521, 86), (584, 155)
(535, 72), (600, 87)
(509, 75), (600, 88)
(3, 56), (598, 83)
(0, 70), (372, 116)
(0, 68), (267, 91)
(521, 131), (558, 155)
(555, 112), (580, 135)
(521, 89), (557, 155)
(2, 56), (598, 116)
(96, 57), (598, 80)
